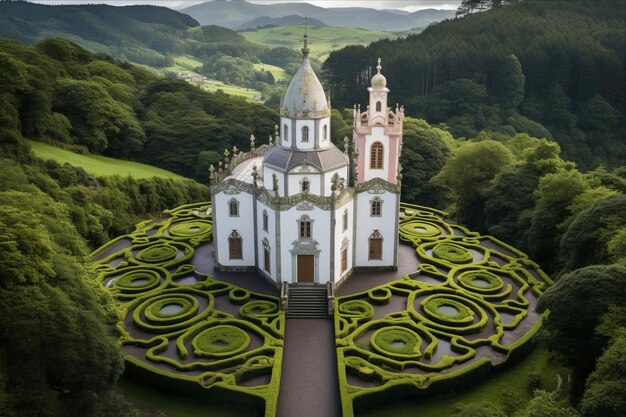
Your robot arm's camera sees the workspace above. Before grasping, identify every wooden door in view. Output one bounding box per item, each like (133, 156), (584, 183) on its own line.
(297, 255), (314, 283)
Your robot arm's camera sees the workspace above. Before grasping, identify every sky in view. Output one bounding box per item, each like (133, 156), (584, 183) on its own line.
(30, 1), (462, 12)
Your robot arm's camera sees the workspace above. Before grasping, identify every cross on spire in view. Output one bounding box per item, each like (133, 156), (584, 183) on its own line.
(376, 58), (382, 74)
(301, 17), (310, 57)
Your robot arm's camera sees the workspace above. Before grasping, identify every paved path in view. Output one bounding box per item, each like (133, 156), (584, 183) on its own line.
(276, 319), (341, 417)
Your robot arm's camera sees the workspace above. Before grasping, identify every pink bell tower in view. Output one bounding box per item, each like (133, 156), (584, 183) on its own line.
(353, 58), (404, 185)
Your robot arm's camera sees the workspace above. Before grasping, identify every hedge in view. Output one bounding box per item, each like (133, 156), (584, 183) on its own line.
(92, 202), (284, 417)
(335, 202), (554, 417)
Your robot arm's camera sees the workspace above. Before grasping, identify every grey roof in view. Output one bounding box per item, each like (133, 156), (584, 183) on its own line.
(263, 145), (349, 172)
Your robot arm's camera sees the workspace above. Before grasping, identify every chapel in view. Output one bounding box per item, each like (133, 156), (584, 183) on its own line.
(210, 36), (404, 289)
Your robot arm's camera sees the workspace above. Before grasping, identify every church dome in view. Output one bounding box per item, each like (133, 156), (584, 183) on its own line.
(371, 58), (387, 89)
(281, 36), (330, 119)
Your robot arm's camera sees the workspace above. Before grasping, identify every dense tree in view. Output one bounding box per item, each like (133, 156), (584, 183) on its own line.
(400, 117), (453, 208)
(537, 264), (626, 399)
(580, 330), (626, 417)
(324, 0), (626, 169)
(432, 139), (514, 227)
(521, 391), (581, 417)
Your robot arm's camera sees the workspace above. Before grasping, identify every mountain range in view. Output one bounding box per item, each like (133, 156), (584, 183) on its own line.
(181, 0), (456, 31)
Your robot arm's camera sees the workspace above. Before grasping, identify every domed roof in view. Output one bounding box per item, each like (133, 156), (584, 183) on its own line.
(371, 58), (387, 89)
(280, 36), (330, 119)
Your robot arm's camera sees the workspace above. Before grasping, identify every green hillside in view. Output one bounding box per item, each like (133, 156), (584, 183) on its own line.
(241, 25), (394, 61)
(324, 0), (626, 169)
(27, 140), (187, 180)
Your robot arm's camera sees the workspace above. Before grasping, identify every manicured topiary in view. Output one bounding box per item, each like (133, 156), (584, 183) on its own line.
(432, 242), (474, 263)
(193, 325), (251, 357)
(92, 202), (284, 417)
(335, 202), (554, 417)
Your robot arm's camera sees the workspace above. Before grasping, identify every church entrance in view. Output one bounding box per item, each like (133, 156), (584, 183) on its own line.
(297, 255), (314, 283)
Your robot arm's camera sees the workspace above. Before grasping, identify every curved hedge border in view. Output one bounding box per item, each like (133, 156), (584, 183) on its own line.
(335, 203), (554, 417)
(92, 202), (283, 417)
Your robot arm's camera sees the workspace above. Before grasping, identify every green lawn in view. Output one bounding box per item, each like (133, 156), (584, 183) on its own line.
(241, 25), (394, 61)
(27, 140), (187, 180)
(173, 55), (204, 70)
(194, 79), (263, 102)
(254, 62), (289, 81)
(359, 346), (569, 416)
(118, 377), (249, 417)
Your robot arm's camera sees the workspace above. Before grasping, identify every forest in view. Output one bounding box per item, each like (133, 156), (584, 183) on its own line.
(0, 0), (309, 98)
(323, 0), (625, 169)
(1, 0), (625, 416)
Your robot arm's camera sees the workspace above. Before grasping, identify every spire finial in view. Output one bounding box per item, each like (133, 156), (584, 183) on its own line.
(301, 17), (310, 57)
(376, 58), (382, 74)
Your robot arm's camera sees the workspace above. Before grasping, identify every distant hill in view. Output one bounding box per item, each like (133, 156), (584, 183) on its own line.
(181, 0), (456, 31)
(236, 15), (326, 31)
(0, 1), (200, 66)
(240, 24), (392, 61)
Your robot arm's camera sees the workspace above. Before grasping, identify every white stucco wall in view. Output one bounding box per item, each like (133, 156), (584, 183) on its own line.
(354, 190), (398, 267)
(334, 199), (354, 282)
(213, 190), (256, 267)
(255, 202), (279, 283)
(279, 205), (332, 284)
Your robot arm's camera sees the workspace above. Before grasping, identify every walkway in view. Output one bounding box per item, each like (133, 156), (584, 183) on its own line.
(277, 319), (341, 417)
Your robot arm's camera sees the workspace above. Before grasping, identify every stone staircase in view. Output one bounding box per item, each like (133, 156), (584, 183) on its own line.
(286, 285), (330, 319)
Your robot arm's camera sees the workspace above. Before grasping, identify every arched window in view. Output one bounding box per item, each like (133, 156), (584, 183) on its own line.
(370, 197), (382, 217)
(284, 124), (289, 142)
(302, 126), (309, 143)
(262, 239), (271, 273)
(299, 216), (311, 238)
(323, 125), (328, 140)
(343, 210), (348, 231)
(369, 230), (383, 260)
(301, 178), (310, 193)
(341, 247), (348, 272)
(262, 210), (268, 232)
(228, 230), (242, 260)
(228, 199), (239, 217)
(376, 101), (382, 112)
(370, 142), (384, 169)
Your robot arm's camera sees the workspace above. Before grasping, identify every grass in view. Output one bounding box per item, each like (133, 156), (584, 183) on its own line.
(241, 25), (394, 61)
(193, 79), (263, 102)
(358, 346), (569, 417)
(27, 140), (187, 180)
(253, 62), (289, 81)
(117, 376), (249, 417)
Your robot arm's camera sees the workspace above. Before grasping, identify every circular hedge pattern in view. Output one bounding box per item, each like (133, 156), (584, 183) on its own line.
(136, 243), (178, 263)
(336, 202), (554, 416)
(432, 242), (473, 263)
(169, 220), (212, 238)
(92, 202), (284, 417)
(114, 269), (162, 293)
(193, 325), (250, 357)
(458, 270), (503, 293)
(371, 326), (422, 359)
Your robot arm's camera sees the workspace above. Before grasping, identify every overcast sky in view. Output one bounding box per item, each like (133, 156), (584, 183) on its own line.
(31, 1), (462, 12)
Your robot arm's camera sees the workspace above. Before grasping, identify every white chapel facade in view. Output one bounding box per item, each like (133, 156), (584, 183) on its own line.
(210, 37), (404, 288)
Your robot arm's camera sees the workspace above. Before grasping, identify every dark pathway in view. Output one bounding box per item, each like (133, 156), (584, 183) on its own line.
(277, 319), (341, 417)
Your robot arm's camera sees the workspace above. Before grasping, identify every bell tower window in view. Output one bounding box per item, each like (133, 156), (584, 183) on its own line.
(284, 124), (289, 142)
(376, 101), (382, 112)
(323, 125), (328, 141)
(262, 210), (268, 232)
(370, 142), (384, 169)
(302, 126), (309, 143)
